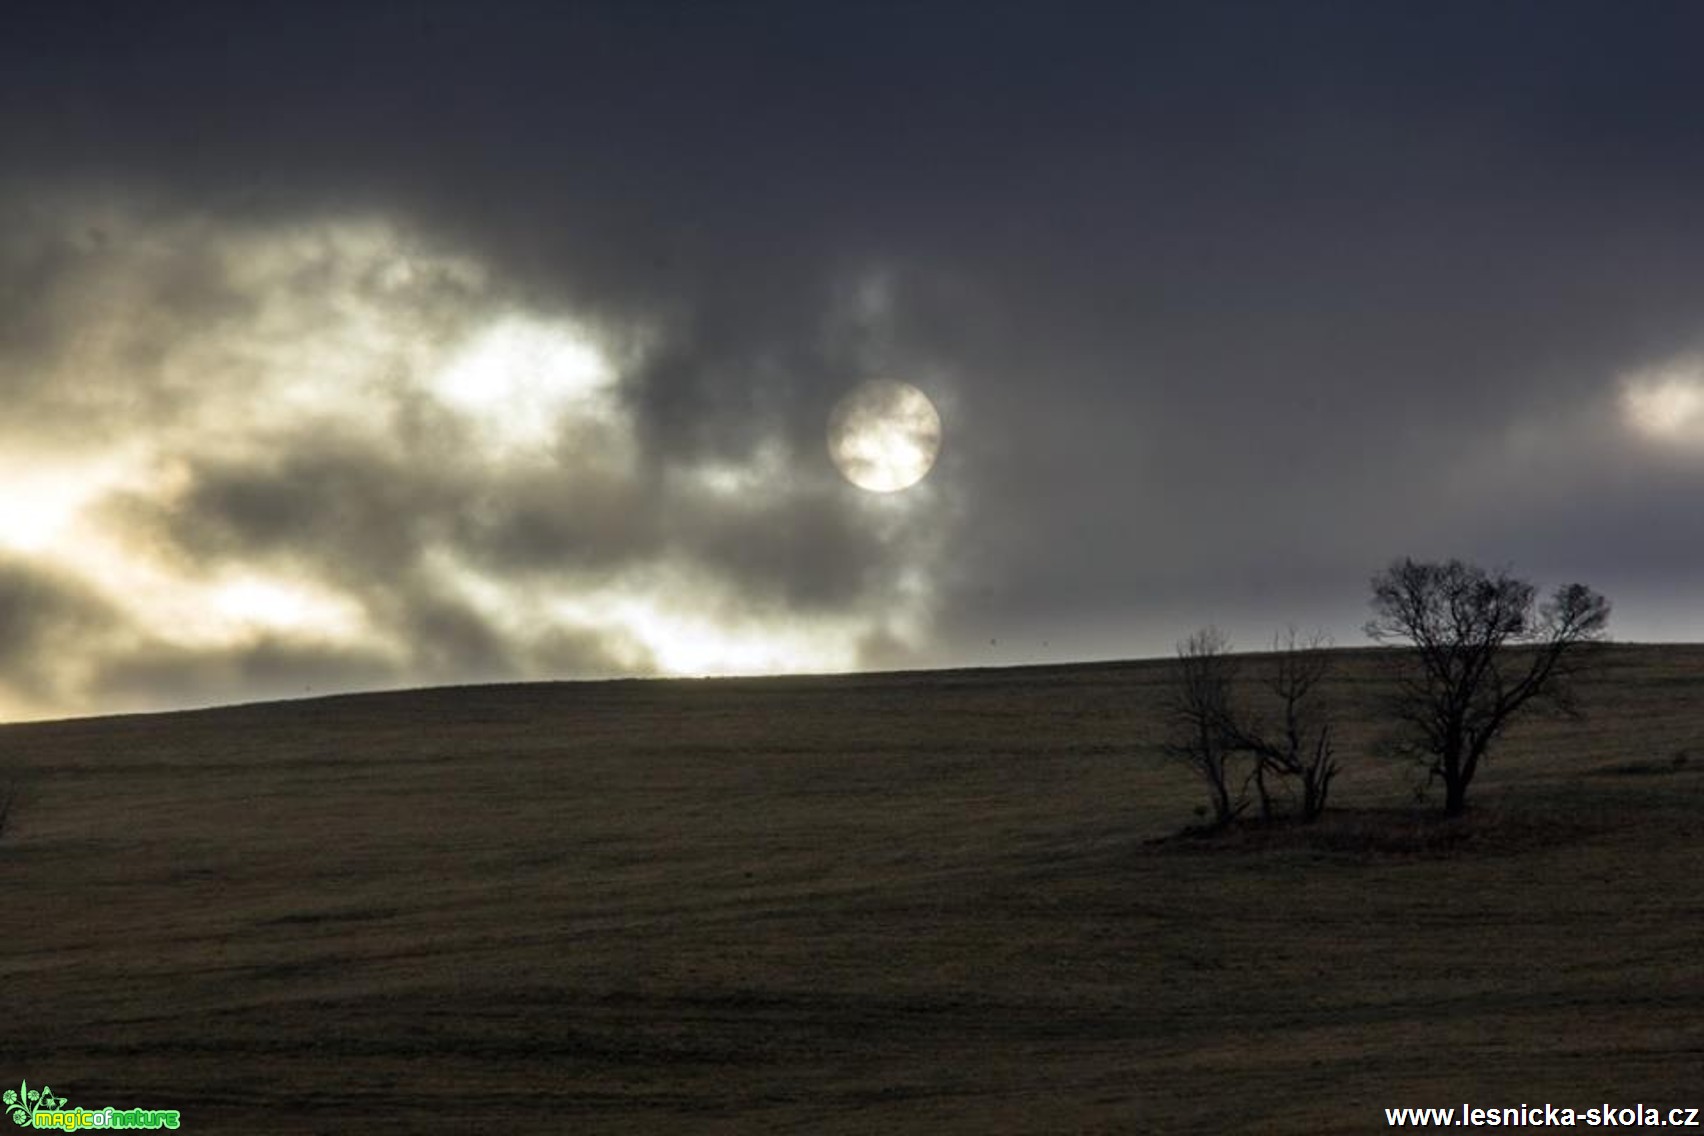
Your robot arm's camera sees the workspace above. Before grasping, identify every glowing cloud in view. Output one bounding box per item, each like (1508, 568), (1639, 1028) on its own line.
(0, 203), (948, 717)
(1622, 357), (1704, 443)
(429, 316), (621, 458)
(208, 576), (369, 641)
(0, 451), (143, 555)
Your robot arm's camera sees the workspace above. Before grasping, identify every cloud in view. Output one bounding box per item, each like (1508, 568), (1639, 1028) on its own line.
(0, 555), (117, 707)
(1621, 357), (1704, 445)
(7, 4), (1704, 711)
(0, 202), (948, 716)
(83, 636), (401, 712)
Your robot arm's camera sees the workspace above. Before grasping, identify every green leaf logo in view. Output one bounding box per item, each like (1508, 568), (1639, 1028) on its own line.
(7, 1080), (71, 1125)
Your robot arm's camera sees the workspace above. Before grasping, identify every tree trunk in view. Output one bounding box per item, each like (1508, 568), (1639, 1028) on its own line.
(1443, 775), (1468, 817)
(1210, 774), (1235, 827)
(1300, 774), (1322, 823)
(1439, 741), (1470, 816)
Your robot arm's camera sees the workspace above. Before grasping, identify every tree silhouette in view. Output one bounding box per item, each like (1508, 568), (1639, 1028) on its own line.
(1163, 627), (1245, 827)
(1365, 558), (1610, 816)
(1224, 629), (1339, 823)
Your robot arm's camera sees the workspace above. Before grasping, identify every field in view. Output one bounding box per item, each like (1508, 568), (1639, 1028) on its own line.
(2, 644), (1701, 1132)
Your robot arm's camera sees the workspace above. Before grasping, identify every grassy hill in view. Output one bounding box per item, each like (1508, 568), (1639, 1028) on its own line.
(2, 645), (1701, 1132)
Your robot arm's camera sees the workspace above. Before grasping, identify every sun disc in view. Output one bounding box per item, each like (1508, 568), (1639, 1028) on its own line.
(827, 380), (943, 492)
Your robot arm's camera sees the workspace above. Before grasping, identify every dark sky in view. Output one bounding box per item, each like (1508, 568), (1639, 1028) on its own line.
(4, 1), (1704, 718)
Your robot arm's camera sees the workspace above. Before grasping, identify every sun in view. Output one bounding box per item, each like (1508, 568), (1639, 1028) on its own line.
(827, 380), (943, 493)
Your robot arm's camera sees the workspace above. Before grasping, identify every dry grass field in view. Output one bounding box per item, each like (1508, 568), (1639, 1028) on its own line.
(2, 644), (1701, 1133)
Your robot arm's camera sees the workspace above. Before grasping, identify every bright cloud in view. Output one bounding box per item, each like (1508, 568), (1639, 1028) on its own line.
(0, 203), (947, 718)
(1622, 357), (1704, 443)
(429, 315), (622, 458)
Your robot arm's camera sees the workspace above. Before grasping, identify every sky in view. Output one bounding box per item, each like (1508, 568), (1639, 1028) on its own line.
(4, 1), (1704, 720)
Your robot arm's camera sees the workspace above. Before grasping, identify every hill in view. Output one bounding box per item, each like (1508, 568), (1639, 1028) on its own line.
(3, 645), (1702, 1132)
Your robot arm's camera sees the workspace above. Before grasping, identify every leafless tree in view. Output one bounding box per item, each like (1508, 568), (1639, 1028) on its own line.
(1365, 558), (1610, 816)
(1226, 628), (1339, 823)
(1163, 627), (1245, 827)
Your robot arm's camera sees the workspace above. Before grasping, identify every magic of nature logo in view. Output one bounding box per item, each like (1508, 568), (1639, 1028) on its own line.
(5, 1081), (181, 1130)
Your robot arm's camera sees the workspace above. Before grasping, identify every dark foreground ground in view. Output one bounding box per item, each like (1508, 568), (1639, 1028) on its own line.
(2, 645), (1701, 1133)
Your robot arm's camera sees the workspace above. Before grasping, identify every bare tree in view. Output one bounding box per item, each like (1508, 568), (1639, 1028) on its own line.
(1163, 627), (1245, 827)
(1365, 558), (1610, 816)
(1226, 629), (1339, 823)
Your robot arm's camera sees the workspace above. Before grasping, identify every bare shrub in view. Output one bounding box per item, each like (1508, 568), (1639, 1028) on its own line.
(1225, 628), (1339, 823)
(1163, 627), (1246, 828)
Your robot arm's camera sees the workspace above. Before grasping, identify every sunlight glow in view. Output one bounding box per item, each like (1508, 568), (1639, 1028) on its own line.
(0, 463), (123, 555)
(595, 596), (857, 676)
(38, 521), (377, 652)
(208, 576), (367, 639)
(1622, 359), (1704, 443)
(430, 316), (617, 455)
(427, 550), (868, 678)
(0, 439), (173, 554)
